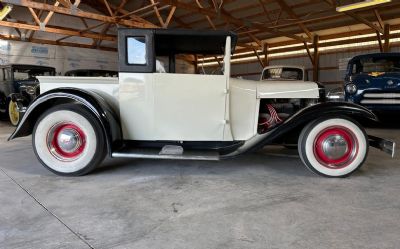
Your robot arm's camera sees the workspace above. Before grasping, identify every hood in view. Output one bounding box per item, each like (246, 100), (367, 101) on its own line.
(15, 79), (40, 86)
(256, 79), (320, 99)
(352, 73), (400, 91)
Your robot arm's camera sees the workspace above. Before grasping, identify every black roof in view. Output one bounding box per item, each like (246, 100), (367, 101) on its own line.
(120, 28), (238, 55)
(349, 53), (400, 62)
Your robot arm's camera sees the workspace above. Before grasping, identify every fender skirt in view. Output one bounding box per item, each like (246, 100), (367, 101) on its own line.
(8, 88), (122, 156)
(222, 101), (379, 158)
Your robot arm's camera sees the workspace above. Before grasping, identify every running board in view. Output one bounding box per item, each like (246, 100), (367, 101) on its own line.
(369, 135), (396, 158)
(112, 146), (220, 161)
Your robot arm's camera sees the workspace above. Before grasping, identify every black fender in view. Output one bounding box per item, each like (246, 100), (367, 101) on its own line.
(249, 101), (378, 153)
(8, 87), (122, 156)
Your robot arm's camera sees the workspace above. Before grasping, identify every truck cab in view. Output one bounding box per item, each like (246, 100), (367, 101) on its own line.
(9, 29), (395, 178)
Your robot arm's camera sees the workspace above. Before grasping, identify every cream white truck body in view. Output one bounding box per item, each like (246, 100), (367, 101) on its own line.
(38, 36), (319, 142)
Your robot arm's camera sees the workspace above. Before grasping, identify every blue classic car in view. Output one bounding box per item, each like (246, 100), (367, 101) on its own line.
(344, 53), (400, 114)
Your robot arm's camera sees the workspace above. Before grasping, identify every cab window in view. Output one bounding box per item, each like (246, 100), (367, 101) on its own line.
(127, 37), (147, 65)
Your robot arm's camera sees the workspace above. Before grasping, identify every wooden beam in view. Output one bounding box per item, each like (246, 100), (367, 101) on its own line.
(376, 31), (383, 52)
(42, 1), (61, 26)
(374, 9), (384, 29)
(253, 49), (264, 68)
(345, 12), (383, 34)
(384, 24), (390, 52)
(275, 0), (313, 39)
(263, 43), (269, 67)
(149, 0), (165, 26)
(164, 6), (176, 28)
(2, 0), (156, 28)
(28, 7), (41, 26)
(102, 0), (114, 17)
(117, 3), (159, 19)
(158, 0), (310, 42)
(57, 0), (71, 8)
(304, 41), (314, 66)
(57, 21), (107, 42)
(313, 35), (319, 82)
(0, 20), (116, 41)
(0, 33), (117, 51)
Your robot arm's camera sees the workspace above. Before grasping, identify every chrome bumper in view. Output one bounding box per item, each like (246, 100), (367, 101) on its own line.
(369, 135), (396, 158)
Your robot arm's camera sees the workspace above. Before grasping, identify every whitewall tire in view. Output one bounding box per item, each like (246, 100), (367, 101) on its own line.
(33, 103), (106, 176)
(298, 117), (368, 177)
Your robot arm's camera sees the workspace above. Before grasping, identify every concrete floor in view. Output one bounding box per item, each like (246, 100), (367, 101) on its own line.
(0, 121), (399, 249)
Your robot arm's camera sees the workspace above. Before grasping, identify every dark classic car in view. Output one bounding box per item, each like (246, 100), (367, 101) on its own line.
(344, 53), (400, 114)
(0, 64), (56, 126)
(64, 69), (118, 77)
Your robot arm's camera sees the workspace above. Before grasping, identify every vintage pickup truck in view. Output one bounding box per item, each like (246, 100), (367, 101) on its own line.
(9, 29), (395, 177)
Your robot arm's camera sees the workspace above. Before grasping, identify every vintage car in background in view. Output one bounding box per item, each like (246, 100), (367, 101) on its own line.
(0, 64), (56, 126)
(65, 69), (118, 77)
(260, 65), (307, 81)
(9, 29), (395, 178)
(344, 53), (400, 115)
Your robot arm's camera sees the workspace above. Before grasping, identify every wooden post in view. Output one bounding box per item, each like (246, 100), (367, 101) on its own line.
(263, 42), (269, 68)
(313, 35), (319, 82)
(384, 24), (390, 52)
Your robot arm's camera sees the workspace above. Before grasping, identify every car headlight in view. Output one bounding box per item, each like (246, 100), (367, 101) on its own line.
(345, 84), (357, 94)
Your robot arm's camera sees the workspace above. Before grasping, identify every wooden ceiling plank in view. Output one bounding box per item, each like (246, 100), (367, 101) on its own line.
(1, 0), (156, 28)
(0, 20), (116, 41)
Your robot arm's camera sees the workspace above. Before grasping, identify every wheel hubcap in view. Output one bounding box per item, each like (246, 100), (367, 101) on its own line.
(47, 123), (86, 161)
(322, 135), (349, 160)
(314, 127), (358, 169)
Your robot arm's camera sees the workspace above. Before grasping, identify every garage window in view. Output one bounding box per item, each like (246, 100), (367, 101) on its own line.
(127, 37), (147, 65)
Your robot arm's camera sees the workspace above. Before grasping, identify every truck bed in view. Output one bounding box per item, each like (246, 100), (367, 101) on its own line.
(37, 76), (119, 110)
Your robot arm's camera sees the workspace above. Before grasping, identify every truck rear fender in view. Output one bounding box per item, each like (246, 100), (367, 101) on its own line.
(8, 88), (122, 156)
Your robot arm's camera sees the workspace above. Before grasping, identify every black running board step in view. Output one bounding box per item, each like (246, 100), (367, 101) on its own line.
(112, 147), (220, 161)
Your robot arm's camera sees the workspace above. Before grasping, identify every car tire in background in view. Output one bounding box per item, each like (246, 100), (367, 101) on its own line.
(298, 117), (368, 177)
(33, 103), (107, 176)
(7, 99), (20, 126)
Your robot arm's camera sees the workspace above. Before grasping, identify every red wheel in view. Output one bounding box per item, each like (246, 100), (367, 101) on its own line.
(313, 127), (358, 169)
(33, 104), (106, 176)
(299, 118), (368, 177)
(48, 123), (87, 161)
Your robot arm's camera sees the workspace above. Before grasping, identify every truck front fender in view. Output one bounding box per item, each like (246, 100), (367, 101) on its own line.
(222, 102), (378, 158)
(253, 101), (378, 151)
(8, 88), (122, 156)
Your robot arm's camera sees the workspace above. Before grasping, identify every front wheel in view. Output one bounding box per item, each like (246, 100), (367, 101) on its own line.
(33, 103), (107, 176)
(298, 117), (368, 177)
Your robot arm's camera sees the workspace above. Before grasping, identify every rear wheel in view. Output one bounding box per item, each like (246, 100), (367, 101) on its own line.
(33, 103), (107, 176)
(298, 117), (368, 177)
(8, 100), (20, 126)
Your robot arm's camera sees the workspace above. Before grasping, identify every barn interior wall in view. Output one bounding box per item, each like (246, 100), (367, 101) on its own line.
(231, 46), (400, 90)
